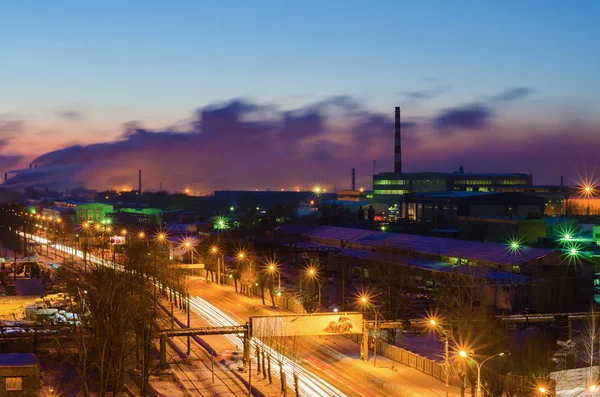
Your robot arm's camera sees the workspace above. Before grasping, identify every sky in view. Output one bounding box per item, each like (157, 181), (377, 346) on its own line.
(1, 1), (599, 192)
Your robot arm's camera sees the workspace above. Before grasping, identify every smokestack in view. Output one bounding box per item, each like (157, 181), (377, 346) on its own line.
(4, 173), (6, 184)
(159, 182), (162, 191)
(351, 168), (356, 190)
(561, 175), (564, 187)
(459, 166), (465, 174)
(373, 158), (377, 174)
(138, 169), (142, 194)
(394, 107), (402, 173)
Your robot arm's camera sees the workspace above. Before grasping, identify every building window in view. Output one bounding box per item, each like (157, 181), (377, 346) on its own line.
(6, 377), (22, 391)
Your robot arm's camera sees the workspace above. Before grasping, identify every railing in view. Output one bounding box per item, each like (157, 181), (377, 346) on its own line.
(349, 333), (448, 383)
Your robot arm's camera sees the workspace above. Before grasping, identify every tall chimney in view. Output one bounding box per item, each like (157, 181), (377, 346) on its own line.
(373, 158), (376, 174)
(394, 107), (402, 173)
(3, 173), (6, 184)
(351, 168), (356, 190)
(459, 166), (465, 174)
(138, 169), (142, 194)
(561, 175), (564, 187)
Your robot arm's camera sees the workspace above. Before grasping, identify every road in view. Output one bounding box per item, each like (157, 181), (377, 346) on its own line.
(188, 279), (468, 397)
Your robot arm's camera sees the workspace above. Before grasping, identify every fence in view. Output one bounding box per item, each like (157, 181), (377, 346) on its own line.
(349, 333), (449, 383)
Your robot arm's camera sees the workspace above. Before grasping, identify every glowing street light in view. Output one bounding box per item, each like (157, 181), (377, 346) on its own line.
(459, 350), (506, 397)
(120, 229), (127, 236)
(267, 261), (281, 293)
(210, 246), (224, 285)
(359, 295), (383, 367)
(427, 317), (451, 391)
(138, 232), (146, 239)
(538, 384), (597, 396)
(307, 267), (323, 312)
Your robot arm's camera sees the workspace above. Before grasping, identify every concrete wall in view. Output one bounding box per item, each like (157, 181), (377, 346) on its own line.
(551, 367), (599, 393)
(0, 366), (40, 397)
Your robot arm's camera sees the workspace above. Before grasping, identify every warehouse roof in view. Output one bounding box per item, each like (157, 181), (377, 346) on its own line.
(277, 225), (554, 266)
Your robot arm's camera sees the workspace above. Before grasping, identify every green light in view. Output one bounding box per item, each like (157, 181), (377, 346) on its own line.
(230, 207), (234, 211)
(570, 248), (578, 255)
(507, 237), (523, 253)
(213, 215), (229, 230)
(564, 234), (571, 240)
(381, 226), (386, 232)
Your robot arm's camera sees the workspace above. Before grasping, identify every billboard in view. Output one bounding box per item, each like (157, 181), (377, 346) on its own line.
(110, 236), (126, 245)
(251, 312), (363, 338)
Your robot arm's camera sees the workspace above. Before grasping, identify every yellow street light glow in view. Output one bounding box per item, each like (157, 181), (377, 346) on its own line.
(429, 319), (437, 326)
(157, 233), (165, 240)
(121, 229), (127, 235)
(269, 265), (275, 271)
(459, 350), (468, 358)
(589, 385), (597, 391)
(94, 224), (100, 230)
(361, 296), (368, 303)
(238, 252), (245, 259)
(538, 387), (547, 393)
(211, 247), (218, 253)
(184, 241), (191, 247)
(138, 232), (145, 238)
(106, 227), (112, 233)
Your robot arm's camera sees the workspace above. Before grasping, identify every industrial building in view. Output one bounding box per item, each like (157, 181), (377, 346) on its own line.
(275, 225), (594, 314)
(401, 191), (544, 226)
(373, 107), (533, 205)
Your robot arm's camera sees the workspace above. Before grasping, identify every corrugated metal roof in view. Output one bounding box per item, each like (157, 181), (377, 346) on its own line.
(277, 225), (554, 266)
(293, 241), (528, 282)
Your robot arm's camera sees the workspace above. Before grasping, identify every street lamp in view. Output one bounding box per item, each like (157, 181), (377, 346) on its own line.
(359, 295), (383, 367)
(238, 252), (254, 296)
(428, 318), (451, 396)
(459, 350), (506, 397)
(210, 246), (224, 285)
(307, 267), (323, 312)
(267, 261), (281, 303)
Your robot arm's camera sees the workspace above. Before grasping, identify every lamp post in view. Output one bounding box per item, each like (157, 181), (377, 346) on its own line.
(238, 252), (253, 296)
(429, 318), (450, 397)
(360, 296), (383, 367)
(267, 261), (281, 308)
(459, 350), (506, 397)
(307, 267), (323, 312)
(585, 186), (592, 215)
(210, 246), (224, 285)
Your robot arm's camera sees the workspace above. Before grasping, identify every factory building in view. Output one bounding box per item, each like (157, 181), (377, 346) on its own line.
(373, 107), (533, 205)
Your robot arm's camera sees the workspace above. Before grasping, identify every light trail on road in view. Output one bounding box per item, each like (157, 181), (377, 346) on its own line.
(21, 232), (347, 397)
(189, 295), (346, 397)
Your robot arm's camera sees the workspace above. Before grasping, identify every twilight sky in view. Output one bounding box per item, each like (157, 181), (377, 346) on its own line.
(1, 1), (599, 193)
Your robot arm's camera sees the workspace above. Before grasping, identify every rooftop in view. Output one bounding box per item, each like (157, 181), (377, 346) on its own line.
(0, 353), (39, 368)
(292, 241), (528, 283)
(277, 225), (555, 266)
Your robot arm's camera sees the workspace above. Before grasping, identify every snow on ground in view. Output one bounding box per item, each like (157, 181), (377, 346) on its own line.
(558, 388), (595, 397)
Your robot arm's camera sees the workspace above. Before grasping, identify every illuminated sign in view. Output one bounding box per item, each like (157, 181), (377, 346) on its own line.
(110, 236), (126, 245)
(251, 313), (363, 338)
